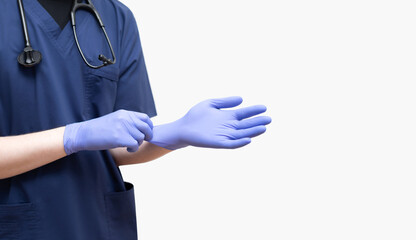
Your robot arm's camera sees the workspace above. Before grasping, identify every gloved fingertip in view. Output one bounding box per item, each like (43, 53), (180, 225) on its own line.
(210, 96), (243, 109)
(237, 138), (252, 148)
(127, 145), (139, 152)
(253, 126), (267, 137)
(145, 133), (153, 141)
(259, 116), (272, 126)
(256, 105), (267, 112)
(147, 118), (154, 130)
(233, 96), (244, 105)
(218, 96), (242, 102)
(232, 96), (243, 103)
(223, 137), (251, 149)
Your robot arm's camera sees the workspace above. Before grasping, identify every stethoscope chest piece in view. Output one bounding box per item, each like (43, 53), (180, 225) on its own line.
(17, 0), (42, 68)
(17, 46), (42, 67)
(16, 0), (116, 69)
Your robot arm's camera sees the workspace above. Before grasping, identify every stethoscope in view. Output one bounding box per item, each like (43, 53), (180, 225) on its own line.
(17, 0), (116, 69)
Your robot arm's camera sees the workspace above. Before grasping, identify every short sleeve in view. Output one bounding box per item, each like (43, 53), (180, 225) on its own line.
(113, 8), (157, 118)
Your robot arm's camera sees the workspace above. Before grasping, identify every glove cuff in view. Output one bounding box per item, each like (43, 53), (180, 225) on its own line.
(149, 120), (188, 150)
(63, 122), (82, 155)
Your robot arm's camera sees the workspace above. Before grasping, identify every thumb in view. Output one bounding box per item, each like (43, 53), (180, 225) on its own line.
(209, 96), (243, 109)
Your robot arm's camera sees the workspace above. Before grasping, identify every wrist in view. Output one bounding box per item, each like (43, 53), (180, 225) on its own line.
(149, 119), (188, 150)
(63, 122), (83, 155)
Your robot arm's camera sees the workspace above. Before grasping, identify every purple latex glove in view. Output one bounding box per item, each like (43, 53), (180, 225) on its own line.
(64, 110), (153, 155)
(150, 96), (271, 150)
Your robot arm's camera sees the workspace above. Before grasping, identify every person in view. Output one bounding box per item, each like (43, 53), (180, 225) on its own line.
(0, 0), (271, 239)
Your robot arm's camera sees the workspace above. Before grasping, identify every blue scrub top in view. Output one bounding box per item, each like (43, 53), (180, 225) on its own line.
(0, 0), (157, 239)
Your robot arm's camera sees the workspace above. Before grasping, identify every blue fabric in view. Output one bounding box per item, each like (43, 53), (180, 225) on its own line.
(0, 0), (156, 239)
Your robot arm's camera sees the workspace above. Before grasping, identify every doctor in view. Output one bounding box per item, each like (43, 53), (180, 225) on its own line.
(0, 0), (271, 239)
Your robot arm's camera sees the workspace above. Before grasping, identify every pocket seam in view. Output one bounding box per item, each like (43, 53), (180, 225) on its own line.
(104, 195), (113, 240)
(0, 202), (33, 211)
(87, 66), (120, 82)
(0, 202), (39, 240)
(104, 182), (134, 197)
(103, 182), (137, 240)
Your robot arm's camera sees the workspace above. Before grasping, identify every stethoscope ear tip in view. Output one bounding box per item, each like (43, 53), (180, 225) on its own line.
(18, 47), (42, 67)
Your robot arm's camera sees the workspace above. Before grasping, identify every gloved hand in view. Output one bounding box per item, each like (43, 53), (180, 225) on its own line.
(149, 96), (271, 150)
(63, 110), (153, 155)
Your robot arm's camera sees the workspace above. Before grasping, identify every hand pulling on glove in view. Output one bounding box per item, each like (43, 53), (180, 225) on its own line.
(63, 110), (153, 155)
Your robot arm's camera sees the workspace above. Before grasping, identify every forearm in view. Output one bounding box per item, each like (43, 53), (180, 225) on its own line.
(0, 127), (66, 179)
(109, 141), (173, 166)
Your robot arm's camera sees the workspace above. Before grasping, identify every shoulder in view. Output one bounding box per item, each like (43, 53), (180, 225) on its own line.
(91, 1), (144, 66)
(107, 0), (134, 14)
(92, 0), (140, 44)
(93, 0), (136, 22)
(93, 0), (135, 27)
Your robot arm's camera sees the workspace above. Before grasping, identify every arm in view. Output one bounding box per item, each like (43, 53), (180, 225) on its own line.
(109, 142), (172, 166)
(0, 109), (154, 179)
(0, 127), (66, 179)
(110, 96), (272, 167)
(0, 124), (160, 179)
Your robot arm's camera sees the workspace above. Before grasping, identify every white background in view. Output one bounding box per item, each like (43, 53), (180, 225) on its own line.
(119, 0), (416, 239)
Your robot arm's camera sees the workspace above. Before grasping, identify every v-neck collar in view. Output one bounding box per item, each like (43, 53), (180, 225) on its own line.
(22, 0), (91, 57)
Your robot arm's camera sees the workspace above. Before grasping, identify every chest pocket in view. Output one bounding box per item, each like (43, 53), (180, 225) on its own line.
(83, 65), (120, 119)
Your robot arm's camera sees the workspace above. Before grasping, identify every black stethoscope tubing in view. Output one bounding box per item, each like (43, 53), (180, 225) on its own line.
(17, 0), (42, 67)
(17, 0), (116, 69)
